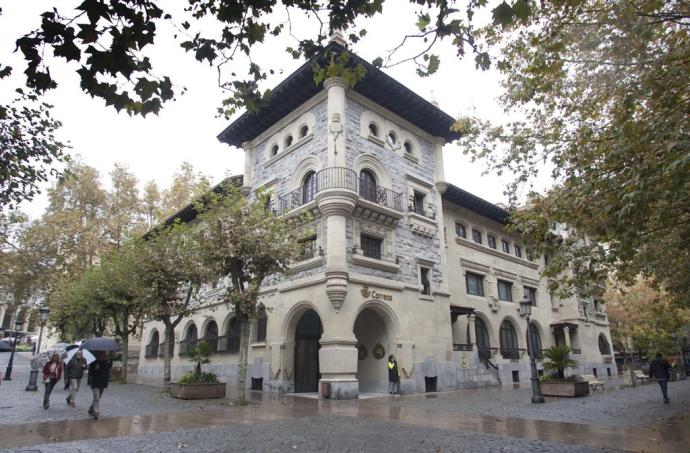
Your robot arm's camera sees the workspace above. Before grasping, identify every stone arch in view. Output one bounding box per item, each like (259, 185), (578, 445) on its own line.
(472, 311), (494, 346)
(352, 300), (401, 342)
(281, 301), (322, 339)
(360, 110), (384, 138)
(501, 315), (524, 347)
(199, 316), (220, 337)
(147, 328), (160, 346)
(181, 319), (198, 340)
(288, 156), (323, 192)
(220, 311), (238, 335)
(353, 153), (393, 189)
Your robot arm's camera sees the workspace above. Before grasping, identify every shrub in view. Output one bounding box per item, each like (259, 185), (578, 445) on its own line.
(177, 371), (219, 384)
(542, 345), (578, 379)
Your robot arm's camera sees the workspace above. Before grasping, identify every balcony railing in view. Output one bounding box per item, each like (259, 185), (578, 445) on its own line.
(144, 344), (159, 359)
(273, 167), (403, 215)
(478, 346), (492, 360)
(179, 339), (197, 356)
(500, 348), (520, 359)
(216, 335), (240, 354)
(453, 343), (473, 351)
(158, 342), (173, 358)
(200, 337), (219, 353)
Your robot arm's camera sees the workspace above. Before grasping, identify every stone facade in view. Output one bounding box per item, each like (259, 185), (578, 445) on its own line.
(138, 60), (617, 397)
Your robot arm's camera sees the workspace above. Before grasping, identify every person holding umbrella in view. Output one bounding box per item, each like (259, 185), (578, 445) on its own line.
(42, 353), (63, 409)
(88, 351), (111, 419)
(65, 349), (88, 407)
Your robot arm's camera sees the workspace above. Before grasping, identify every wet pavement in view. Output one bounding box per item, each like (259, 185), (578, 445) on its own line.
(1, 354), (689, 452)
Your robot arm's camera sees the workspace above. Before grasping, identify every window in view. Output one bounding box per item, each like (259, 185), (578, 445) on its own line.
(497, 280), (513, 302)
(523, 286), (537, 306)
(487, 234), (496, 249)
(226, 317), (241, 353)
(412, 191), (425, 215)
(455, 223), (466, 238)
(284, 135), (293, 148)
(359, 169), (377, 202)
(420, 267), (431, 295)
(475, 317), (491, 360)
(271, 144), (279, 157)
(297, 235), (317, 260)
(501, 240), (510, 253)
(528, 323), (543, 359)
(299, 125), (309, 138)
(472, 229), (482, 244)
(361, 234), (382, 260)
(404, 141), (413, 154)
(465, 272), (484, 296)
(302, 171), (316, 203)
(203, 321), (219, 352)
(368, 122), (379, 137)
(598, 334), (611, 355)
(185, 324), (198, 341)
(526, 249), (534, 261)
(387, 131), (397, 145)
(256, 316), (267, 343)
(514, 245), (522, 258)
(500, 320), (519, 359)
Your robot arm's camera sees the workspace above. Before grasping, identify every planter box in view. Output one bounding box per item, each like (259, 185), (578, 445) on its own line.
(169, 382), (226, 400)
(541, 381), (590, 397)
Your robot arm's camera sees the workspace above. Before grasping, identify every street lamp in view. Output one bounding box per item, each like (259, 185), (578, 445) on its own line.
(4, 319), (24, 381)
(26, 306), (50, 391)
(520, 296), (545, 404)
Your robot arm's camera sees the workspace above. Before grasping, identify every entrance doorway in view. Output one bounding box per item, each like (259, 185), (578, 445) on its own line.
(354, 308), (389, 393)
(294, 309), (322, 393)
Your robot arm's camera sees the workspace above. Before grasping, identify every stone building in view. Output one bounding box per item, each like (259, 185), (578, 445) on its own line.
(138, 42), (616, 398)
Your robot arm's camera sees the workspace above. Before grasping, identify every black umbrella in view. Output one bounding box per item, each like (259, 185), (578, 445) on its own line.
(81, 337), (121, 352)
(0, 341), (12, 352)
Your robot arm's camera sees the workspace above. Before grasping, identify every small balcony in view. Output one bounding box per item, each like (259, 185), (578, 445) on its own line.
(500, 347), (520, 360)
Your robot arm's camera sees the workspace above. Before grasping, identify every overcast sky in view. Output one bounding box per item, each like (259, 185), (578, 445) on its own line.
(1, 1), (539, 220)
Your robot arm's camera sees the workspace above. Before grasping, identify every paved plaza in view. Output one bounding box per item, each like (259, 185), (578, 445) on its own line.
(1, 353), (689, 452)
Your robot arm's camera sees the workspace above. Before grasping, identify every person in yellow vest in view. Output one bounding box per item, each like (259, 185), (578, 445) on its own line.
(387, 355), (400, 395)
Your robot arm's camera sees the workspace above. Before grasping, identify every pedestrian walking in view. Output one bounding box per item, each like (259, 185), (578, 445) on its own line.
(649, 352), (671, 404)
(42, 353), (63, 409)
(387, 354), (400, 395)
(65, 349), (87, 407)
(88, 351), (111, 419)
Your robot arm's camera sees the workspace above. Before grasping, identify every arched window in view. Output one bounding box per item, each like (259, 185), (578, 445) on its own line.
(404, 141), (414, 154)
(598, 334), (611, 355)
(226, 317), (241, 354)
(284, 135), (294, 148)
(185, 324), (198, 341)
(368, 122), (379, 137)
(181, 323), (198, 356)
(475, 317), (491, 360)
(359, 169), (377, 203)
(500, 320), (519, 359)
(387, 131), (397, 145)
(302, 171), (316, 203)
(299, 125), (309, 138)
(256, 316), (267, 343)
(204, 320), (219, 353)
(270, 144), (279, 157)
(146, 330), (160, 358)
(528, 323), (543, 359)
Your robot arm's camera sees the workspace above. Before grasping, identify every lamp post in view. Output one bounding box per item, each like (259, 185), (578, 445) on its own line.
(4, 319), (24, 381)
(520, 296), (545, 404)
(26, 306), (50, 391)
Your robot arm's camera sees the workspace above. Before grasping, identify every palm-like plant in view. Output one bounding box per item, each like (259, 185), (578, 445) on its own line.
(543, 345), (578, 379)
(189, 342), (211, 376)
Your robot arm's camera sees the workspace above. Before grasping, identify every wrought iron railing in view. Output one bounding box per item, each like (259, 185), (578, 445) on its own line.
(200, 337), (219, 353)
(316, 167), (357, 192)
(500, 348), (520, 359)
(158, 342), (173, 358)
(216, 335), (240, 354)
(144, 344), (158, 359)
(275, 186), (311, 214)
(478, 346), (492, 361)
(178, 339), (197, 356)
(483, 357), (501, 382)
(453, 343), (473, 352)
(360, 179), (403, 212)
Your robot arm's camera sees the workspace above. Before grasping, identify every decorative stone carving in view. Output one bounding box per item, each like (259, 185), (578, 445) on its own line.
(488, 296), (500, 312)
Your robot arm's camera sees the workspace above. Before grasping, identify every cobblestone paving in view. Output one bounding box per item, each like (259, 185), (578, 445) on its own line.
(0, 354), (225, 425)
(376, 380), (690, 428)
(1, 415), (614, 453)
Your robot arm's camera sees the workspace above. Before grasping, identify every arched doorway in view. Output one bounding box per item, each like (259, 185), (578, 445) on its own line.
(294, 309), (322, 392)
(354, 307), (390, 393)
(475, 317), (491, 360)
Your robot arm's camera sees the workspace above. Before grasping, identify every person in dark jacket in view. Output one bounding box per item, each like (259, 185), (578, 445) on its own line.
(88, 351), (111, 419)
(42, 353), (63, 409)
(65, 349), (88, 407)
(648, 352), (671, 403)
(387, 355), (400, 395)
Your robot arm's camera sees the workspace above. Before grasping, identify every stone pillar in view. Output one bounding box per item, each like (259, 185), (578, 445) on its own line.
(432, 138), (449, 293)
(468, 314), (477, 350)
(319, 76), (355, 312)
(319, 336), (359, 399)
(241, 141), (254, 194)
(563, 327), (571, 348)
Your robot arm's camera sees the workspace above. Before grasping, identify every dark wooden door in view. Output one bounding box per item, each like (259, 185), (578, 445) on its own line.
(294, 309), (322, 393)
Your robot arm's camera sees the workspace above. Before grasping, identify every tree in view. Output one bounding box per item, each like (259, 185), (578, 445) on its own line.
(196, 186), (297, 403)
(49, 269), (109, 339)
(606, 279), (690, 356)
(106, 164), (144, 248)
(542, 345), (578, 379)
(160, 162), (211, 221)
(453, 1), (690, 305)
(142, 180), (162, 229)
(136, 220), (209, 388)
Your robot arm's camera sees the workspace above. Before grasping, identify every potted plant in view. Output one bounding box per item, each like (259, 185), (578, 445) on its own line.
(540, 345), (590, 397)
(169, 342), (226, 399)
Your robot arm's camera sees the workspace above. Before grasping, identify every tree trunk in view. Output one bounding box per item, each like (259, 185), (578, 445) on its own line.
(121, 330), (129, 384)
(235, 314), (250, 405)
(163, 321), (173, 391)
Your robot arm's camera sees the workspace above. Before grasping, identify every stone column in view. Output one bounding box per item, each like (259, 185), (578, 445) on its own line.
(563, 326), (572, 348)
(325, 77), (347, 167)
(432, 138), (449, 293)
(241, 141), (254, 194)
(468, 314), (477, 350)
